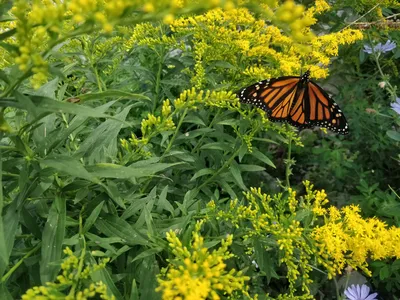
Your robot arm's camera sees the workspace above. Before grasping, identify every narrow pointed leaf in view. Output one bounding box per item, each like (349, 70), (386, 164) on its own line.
(40, 195), (66, 284)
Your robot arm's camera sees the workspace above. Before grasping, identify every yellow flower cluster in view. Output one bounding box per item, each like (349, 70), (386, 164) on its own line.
(0, 109), (12, 133)
(11, 0), (55, 88)
(207, 181), (400, 296)
(156, 221), (251, 300)
(302, 181), (329, 216)
(120, 98), (176, 160)
(141, 112), (176, 136)
(312, 204), (400, 278)
(169, 3), (363, 87)
(121, 87), (246, 160)
(210, 188), (313, 295)
(242, 188), (314, 294)
(273, 219), (313, 294)
(264, 0), (316, 42)
(22, 247), (114, 300)
(124, 23), (178, 50)
(173, 88), (239, 111)
(8, 0), (224, 90)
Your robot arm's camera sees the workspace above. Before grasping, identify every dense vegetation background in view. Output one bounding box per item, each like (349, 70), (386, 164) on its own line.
(0, 0), (400, 299)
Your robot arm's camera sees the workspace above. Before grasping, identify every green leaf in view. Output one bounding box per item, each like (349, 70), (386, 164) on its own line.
(238, 164), (265, 172)
(379, 265), (390, 280)
(134, 196), (155, 229)
(191, 168), (214, 181)
(21, 207), (42, 239)
(163, 150), (195, 163)
(250, 149), (276, 168)
(238, 143), (248, 162)
(94, 215), (148, 246)
(253, 137), (279, 144)
(0, 153), (7, 277)
(83, 201), (104, 233)
(0, 70), (10, 84)
(41, 155), (100, 183)
(200, 142), (233, 151)
(0, 95), (112, 118)
(229, 161), (247, 190)
(0, 1), (12, 17)
(144, 206), (155, 236)
(85, 232), (123, 253)
(217, 119), (240, 126)
(378, 202), (400, 217)
(1, 200), (20, 277)
(76, 90), (150, 103)
(40, 101), (115, 154)
(0, 28), (15, 42)
(208, 60), (235, 69)
(103, 180), (126, 209)
(219, 179), (237, 199)
(0, 283), (12, 300)
(34, 78), (59, 99)
(87, 162), (182, 179)
(359, 48), (366, 64)
(387, 130), (400, 142)
(182, 114), (206, 126)
(0, 42), (17, 54)
(176, 128), (213, 140)
(254, 241), (279, 283)
(130, 280), (139, 300)
(73, 105), (132, 162)
(89, 253), (123, 300)
(40, 195), (66, 284)
(138, 257), (160, 300)
(157, 185), (175, 216)
(121, 199), (146, 220)
(131, 247), (164, 263)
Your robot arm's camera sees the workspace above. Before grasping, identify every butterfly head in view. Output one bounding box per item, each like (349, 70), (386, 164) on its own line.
(301, 70), (311, 83)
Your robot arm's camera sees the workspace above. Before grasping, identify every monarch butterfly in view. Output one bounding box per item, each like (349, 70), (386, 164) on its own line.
(238, 70), (349, 134)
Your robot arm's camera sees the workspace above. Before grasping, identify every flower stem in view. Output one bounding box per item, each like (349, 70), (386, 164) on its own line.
(153, 46), (165, 114)
(162, 107), (188, 158)
(367, 32), (397, 101)
(333, 277), (342, 300)
(68, 211), (87, 297)
(1, 242), (41, 283)
(197, 145), (241, 191)
(191, 109), (221, 153)
(285, 131), (293, 189)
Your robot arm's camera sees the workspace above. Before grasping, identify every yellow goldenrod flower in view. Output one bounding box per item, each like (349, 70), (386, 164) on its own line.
(157, 221), (250, 300)
(22, 247), (115, 299)
(207, 181), (400, 296)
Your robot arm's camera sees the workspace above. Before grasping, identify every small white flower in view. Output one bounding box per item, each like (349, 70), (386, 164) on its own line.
(378, 81), (386, 88)
(251, 260), (259, 269)
(344, 284), (378, 300)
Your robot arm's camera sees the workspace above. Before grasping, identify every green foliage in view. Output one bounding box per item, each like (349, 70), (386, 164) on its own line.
(0, 1), (400, 300)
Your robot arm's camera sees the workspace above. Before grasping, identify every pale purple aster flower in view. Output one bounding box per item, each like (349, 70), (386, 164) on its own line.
(381, 40), (397, 52)
(344, 284), (378, 300)
(363, 44), (374, 54)
(363, 40), (397, 54)
(391, 97), (400, 115)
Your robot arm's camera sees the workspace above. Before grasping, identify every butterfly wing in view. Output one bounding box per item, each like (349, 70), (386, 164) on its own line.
(238, 77), (300, 122)
(300, 81), (349, 134)
(238, 75), (349, 134)
(287, 87), (312, 129)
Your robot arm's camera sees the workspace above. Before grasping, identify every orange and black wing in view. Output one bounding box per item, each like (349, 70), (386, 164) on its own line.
(238, 76), (301, 122)
(301, 81), (349, 134)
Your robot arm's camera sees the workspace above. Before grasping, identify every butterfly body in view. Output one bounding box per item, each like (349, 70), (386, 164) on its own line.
(238, 71), (349, 134)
